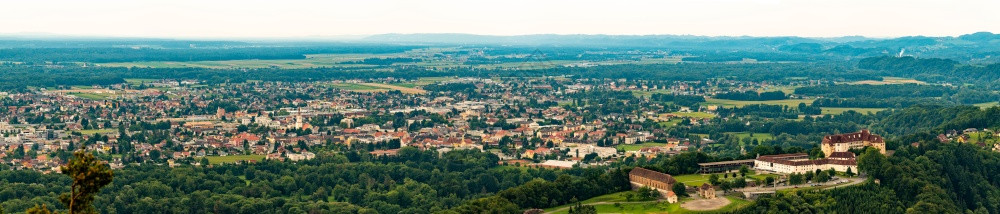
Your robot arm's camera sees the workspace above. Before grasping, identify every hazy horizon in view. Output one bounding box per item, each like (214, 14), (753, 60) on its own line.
(2, 0), (997, 39)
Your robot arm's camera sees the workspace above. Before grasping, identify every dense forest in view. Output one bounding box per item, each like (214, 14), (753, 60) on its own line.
(0, 147), (628, 213)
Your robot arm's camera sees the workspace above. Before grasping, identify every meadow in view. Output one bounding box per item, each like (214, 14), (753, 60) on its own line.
(204, 155), (266, 165)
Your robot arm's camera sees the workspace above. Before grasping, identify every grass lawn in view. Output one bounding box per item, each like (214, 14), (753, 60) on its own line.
(205, 155), (265, 165)
(670, 112), (716, 119)
(675, 172), (778, 187)
(704, 98), (815, 108)
(544, 191), (655, 213)
(726, 132), (774, 143)
(658, 118), (684, 127)
(617, 142), (668, 151)
(79, 129), (115, 135)
(820, 107), (887, 115)
(547, 194), (749, 214)
(966, 131), (1000, 145)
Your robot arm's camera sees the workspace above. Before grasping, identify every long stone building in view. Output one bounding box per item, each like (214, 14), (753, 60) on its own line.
(629, 167), (677, 191)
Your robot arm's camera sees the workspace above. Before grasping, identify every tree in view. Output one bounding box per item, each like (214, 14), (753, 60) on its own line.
(568, 203), (596, 214)
(60, 151), (114, 214)
(25, 204), (51, 214)
(708, 174), (720, 185)
(764, 177), (775, 186)
(814, 171), (831, 183)
(739, 165), (750, 177)
(858, 147), (888, 179)
(789, 173), (804, 185)
(672, 182), (688, 197)
(846, 167), (855, 177)
(200, 157), (210, 166)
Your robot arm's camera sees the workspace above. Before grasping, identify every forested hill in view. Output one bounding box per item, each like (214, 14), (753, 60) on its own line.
(857, 56), (1000, 88)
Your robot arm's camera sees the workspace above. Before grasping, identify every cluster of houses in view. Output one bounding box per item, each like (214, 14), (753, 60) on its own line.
(3, 78), (728, 173)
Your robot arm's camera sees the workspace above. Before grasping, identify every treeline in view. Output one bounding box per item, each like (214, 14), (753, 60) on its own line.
(811, 97), (946, 108)
(649, 93), (705, 107)
(857, 56), (1000, 89)
(714, 91), (786, 101)
(716, 104), (817, 119)
(0, 61), (881, 91)
(0, 45), (421, 63)
(0, 147), (621, 213)
(341, 57), (423, 65)
(680, 51), (816, 62)
(795, 84), (954, 99)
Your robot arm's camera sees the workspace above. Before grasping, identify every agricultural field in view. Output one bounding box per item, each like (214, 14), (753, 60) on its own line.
(617, 142), (668, 151)
(848, 77), (927, 85)
(68, 92), (114, 100)
(329, 83), (389, 92)
(204, 155), (265, 165)
(358, 83), (426, 94)
(725, 132), (774, 143)
(669, 111), (716, 119)
(703, 98), (815, 108)
(820, 107), (887, 115)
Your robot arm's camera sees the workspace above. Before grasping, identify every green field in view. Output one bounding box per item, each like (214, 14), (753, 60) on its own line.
(726, 132), (774, 143)
(543, 191), (657, 213)
(79, 129), (115, 135)
(965, 131), (999, 145)
(329, 83), (388, 91)
(703, 98), (816, 108)
(674, 172), (778, 187)
(69, 92), (114, 100)
(205, 155), (265, 164)
(617, 142), (668, 151)
(820, 107), (887, 115)
(546, 192), (749, 214)
(670, 111), (716, 119)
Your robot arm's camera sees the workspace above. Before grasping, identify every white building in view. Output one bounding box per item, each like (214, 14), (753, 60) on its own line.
(754, 152), (857, 174)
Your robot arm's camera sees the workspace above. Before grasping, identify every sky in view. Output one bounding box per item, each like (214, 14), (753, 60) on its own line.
(1, 0), (997, 38)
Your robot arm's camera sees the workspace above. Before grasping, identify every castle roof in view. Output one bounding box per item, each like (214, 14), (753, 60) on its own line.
(823, 129), (883, 145)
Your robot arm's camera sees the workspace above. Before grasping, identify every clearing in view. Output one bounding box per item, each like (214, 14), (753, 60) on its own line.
(204, 155), (265, 165)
